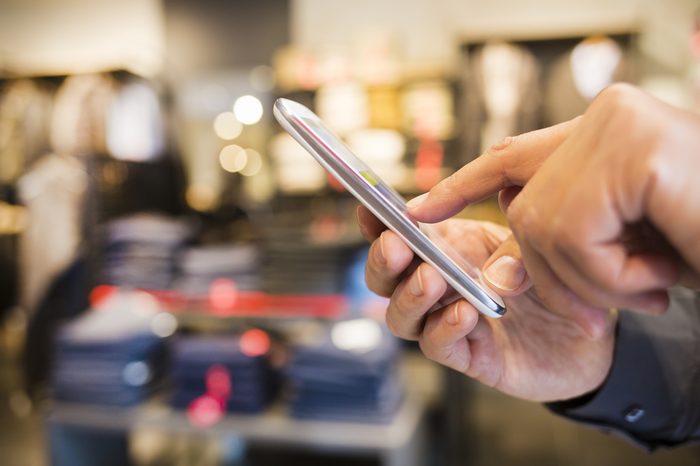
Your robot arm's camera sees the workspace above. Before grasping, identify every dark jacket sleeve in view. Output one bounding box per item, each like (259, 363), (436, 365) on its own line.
(547, 288), (700, 450)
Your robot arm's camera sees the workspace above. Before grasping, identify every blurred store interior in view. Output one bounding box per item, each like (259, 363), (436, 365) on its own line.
(1, 0), (700, 465)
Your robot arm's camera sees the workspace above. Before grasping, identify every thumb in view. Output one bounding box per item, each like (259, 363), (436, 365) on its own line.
(408, 117), (580, 223)
(481, 234), (531, 296)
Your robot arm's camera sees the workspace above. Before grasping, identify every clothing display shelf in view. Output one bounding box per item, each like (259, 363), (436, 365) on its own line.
(48, 353), (440, 466)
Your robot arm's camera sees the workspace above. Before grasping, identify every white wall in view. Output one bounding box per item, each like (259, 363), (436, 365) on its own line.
(291, 0), (699, 74)
(0, 0), (165, 77)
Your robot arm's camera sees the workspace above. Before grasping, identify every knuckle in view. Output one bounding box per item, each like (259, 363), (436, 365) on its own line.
(487, 134), (517, 155)
(506, 198), (542, 243)
(442, 172), (462, 194)
(504, 199), (522, 229)
(591, 83), (641, 124)
(418, 336), (437, 362)
(596, 83), (637, 107)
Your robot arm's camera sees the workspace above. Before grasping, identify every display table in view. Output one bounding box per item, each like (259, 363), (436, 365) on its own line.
(47, 353), (439, 466)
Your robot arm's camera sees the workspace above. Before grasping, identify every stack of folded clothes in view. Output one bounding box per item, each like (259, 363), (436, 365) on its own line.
(52, 294), (168, 406)
(169, 333), (275, 414)
(260, 213), (362, 295)
(102, 214), (192, 290)
(175, 244), (259, 296)
(285, 320), (402, 423)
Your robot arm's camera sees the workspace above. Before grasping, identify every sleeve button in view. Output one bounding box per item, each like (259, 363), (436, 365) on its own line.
(623, 405), (645, 423)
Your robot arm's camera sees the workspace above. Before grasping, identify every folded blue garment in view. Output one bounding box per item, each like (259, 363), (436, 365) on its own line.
(172, 335), (265, 361)
(289, 334), (398, 372)
(52, 305), (168, 407)
(168, 334), (276, 414)
(285, 325), (402, 423)
(288, 371), (400, 404)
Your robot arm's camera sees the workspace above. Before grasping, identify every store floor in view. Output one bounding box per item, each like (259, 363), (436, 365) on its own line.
(0, 317), (46, 466)
(2, 327), (700, 466)
(466, 383), (700, 466)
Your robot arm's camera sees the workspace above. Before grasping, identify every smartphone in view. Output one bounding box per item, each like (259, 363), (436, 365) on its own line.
(273, 98), (506, 318)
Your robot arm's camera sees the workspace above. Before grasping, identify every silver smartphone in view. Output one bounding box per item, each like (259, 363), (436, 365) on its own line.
(273, 98), (506, 318)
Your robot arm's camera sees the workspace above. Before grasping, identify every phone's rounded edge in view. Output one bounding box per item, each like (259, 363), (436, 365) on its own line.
(457, 290), (506, 319)
(274, 98), (317, 121)
(479, 285), (507, 318)
(484, 302), (507, 318)
(273, 98), (288, 124)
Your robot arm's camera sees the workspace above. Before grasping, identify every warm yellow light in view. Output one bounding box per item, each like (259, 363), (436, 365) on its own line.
(219, 145), (247, 173)
(186, 185), (217, 211)
(240, 149), (262, 176)
(213, 112), (242, 140)
(233, 95), (263, 125)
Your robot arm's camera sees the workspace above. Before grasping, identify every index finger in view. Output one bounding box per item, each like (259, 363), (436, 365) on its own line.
(409, 117), (581, 224)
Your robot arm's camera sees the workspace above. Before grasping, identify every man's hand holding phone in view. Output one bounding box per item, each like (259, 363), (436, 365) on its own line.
(358, 207), (616, 402)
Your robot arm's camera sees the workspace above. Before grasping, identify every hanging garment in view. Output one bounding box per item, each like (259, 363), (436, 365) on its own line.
(0, 79), (53, 184)
(49, 73), (115, 157)
(18, 154), (87, 315)
(105, 78), (165, 163)
(19, 73), (117, 314)
(459, 43), (541, 161)
(543, 36), (629, 125)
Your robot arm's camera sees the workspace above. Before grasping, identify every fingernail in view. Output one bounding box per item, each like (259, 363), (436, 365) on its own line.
(375, 233), (387, 265)
(409, 267), (424, 297)
(446, 302), (461, 325)
(406, 193), (428, 210)
(483, 256), (526, 291)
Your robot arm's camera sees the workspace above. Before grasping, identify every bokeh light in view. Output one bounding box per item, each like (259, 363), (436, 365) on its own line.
(150, 312), (178, 338)
(331, 319), (382, 352)
(89, 285), (117, 309)
(240, 149), (262, 176)
(209, 278), (238, 314)
(187, 394), (224, 428)
(219, 145), (247, 173)
(213, 111), (243, 140)
(185, 184), (217, 211)
(233, 95), (263, 125)
(205, 364), (232, 399)
(122, 361), (151, 387)
(240, 328), (271, 358)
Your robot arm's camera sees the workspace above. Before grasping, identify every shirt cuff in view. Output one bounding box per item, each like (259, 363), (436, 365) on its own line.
(547, 288), (700, 450)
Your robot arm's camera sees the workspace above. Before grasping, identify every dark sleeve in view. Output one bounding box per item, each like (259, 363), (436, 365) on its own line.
(547, 288), (700, 450)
